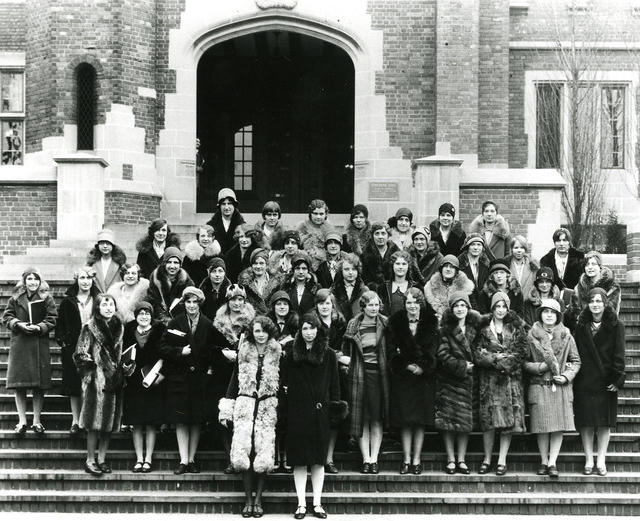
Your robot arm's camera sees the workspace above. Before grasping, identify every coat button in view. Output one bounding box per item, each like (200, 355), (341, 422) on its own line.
(189, 366), (195, 372)
(316, 402), (323, 409)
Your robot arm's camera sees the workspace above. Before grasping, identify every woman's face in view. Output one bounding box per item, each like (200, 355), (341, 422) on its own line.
(541, 308), (558, 326)
(468, 241), (483, 257)
(24, 274), (41, 293)
(209, 266), (226, 285)
(405, 294), (420, 315)
(198, 229), (213, 247)
(154, 224), (168, 243)
(264, 211), (279, 227)
(351, 212), (366, 230)
(284, 238), (299, 255)
(274, 299), (289, 318)
(342, 261), (358, 283)
(482, 204), (497, 223)
(492, 269), (507, 287)
(363, 297), (380, 318)
(396, 216), (411, 233)
(98, 241), (113, 256)
(393, 257), (409, 278)
(294, 263), (309, 282)
(252, 257), (267, 277)
(373, 228), (388, 246)
(585, 258), (601, 278)
(123, 266), (140, 286)
(220, 199), (235, 217)
(554, 233), (570, 254)
(301, 322), (318, 343)
(536, 279), (552, 295)
(452, 301), (469, 320)
(77, 271), (94, 292)
(512, 241), (526, 260)
(439, 212), (454, 227)
(441, 263), (456, 281)
(99, 297), (116, 319)
(184, 296), (200, 315)
(165, 258), (181, 276)
(310, 206), (327, 225)
(492, 301), (508, 320)
(316, 296), (333, 318)
(588, 294), (605, 315)
(325, 240), (341, 257)
(253, 323), (269, 345)
(136, 309), (152, 328)
(229, 296), (245, 312)
(236, 229), (252, 249)
(412, 234), (427, 252)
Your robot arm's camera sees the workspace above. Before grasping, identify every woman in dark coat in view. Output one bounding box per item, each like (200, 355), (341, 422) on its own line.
(573, 288), (625, 476)
(522, 267), (563, 327)
(225, 223), (265, 284)
(342, 204), (371, 257)
(435, 292), (481, 475)
(408, 226), (443, 284)
(386, 288), (438, 474)
(315, 231), (347, 289)
(361, 221), (400, 292)
(135, 219), (181, 279)
(457, 233), (491, 294)
(279, 252), (319, 316)
(539, 227), (585, 291)
(56, 266), (100, 434)
(267, 290), (299, 345)
(182, 225), (222, 287)
(376, 250), (420, 317)
(86, 228), (127, 293)
(571, 250), (621, 314)
(2, 267), (57, 435)
(282, 313), (345, 520)
(122, 301), (166, 473)
(429, 203), (466, 258)
(158, 286), (219, 474)
(206, 187), (246, 256)
(330, 253), (369, 323)
(146, 247), (194, 324)
(199, 257), (232, 320)
(474, 291), (528, 476)
(477, 260), (524, 316)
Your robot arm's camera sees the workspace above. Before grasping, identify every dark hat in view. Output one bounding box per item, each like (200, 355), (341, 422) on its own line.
(134, 301), (154, 317)
(438, 203), (455, 217)
(440, 254), (460, 270)
(588, 287), (608, 302)
(449, 291), (471, 309)
(489, 259), (510, 276)
(491, 291), (511, 310)
(394, 207), (413, 221)
(291, 252), (311, 268)
(351, 204), (369, 219)
(268, 290), (291, 308)
(462, 232), (485, 250)
(162, 246), (184, 264)
(535, 267), (554, 284)
(207, 257), (226, 272)
(283, 230), (301, 245)
(324, 231), (343, 246)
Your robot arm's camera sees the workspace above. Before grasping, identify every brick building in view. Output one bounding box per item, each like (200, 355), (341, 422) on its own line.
(0, 0), (639, 276)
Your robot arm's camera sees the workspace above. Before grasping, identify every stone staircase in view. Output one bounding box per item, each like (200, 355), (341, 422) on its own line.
(0, 281), (639, 514)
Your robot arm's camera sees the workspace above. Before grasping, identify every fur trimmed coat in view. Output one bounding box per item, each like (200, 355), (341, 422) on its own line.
(361, 240), (400, 292)
(296, 220), (333, 272)
(468, 214), (511, 261)
(478, 275), (524, 315)
(343, 221), (371, 257)
(473, 312), (528, 432)
(206, 209), (245, 256)
(429, 219), (467, 258)
(385, 308), (438, 427)
(435, 308), (482, 432)
(237, 267), (282, 315)
(524, 321), (581, 433)
(279, 274), (320, 316)
(107, 278), (150, 324)
(425, 271), (475, 321)
(330, 275), (369, 323)
(219, 338), (282, 473)
(2, 281), (57, 390)
(182, 239), (222, 287)
(571, 266), (621, 314)
(408, 242), (443, 285)
(73, 316), (133, 432)
(87, 246), (127, 293)
(146, 266), (194, 324)
(539, 247), (585, 291)
(135, 233), (181, 279)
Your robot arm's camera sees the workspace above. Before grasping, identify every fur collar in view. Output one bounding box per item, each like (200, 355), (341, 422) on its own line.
(184, 239), (221, 261)
(65, 281), (101, 298)
(426, 271), (474, 298)
(213, 302), (256, 345)
(258, 222), (286, 249)
(440, 308), (482, 334)
(331, 275), (367, 301)
(530, 320), (571, 344)
(408, 241), (440, 262)
(429, 219), (465, 238)
(526, 284), (561, 305)
(150, 265), (190, 303)
(457, 251), (491, 269)
(107, 278), (151, 323)
(206, 209), (245, 232)
(577, 304), (619, 329)
(87, 244), (127, 266)
(575, 266), (617, 301)
(345, 221), (372, 256)
(388, 308), (438, 348)
(504, 254), (539, 273)
(343, 313), (388, 340)
(478, 309), (524, 330)
(481, 274), (522, 298)
(88, 315), (123, 353)
(136, 233), (180, 254)
(468, 214), (510, 239)
(236, 338), (282, 397)
(296, 220), (332, 238)
(292, 329), (329, 365)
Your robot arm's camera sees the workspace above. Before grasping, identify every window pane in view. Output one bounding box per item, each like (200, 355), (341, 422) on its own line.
(536, 83), (561, 168)
(244, 131), (252, 146)
(243, 147), (252, 161)
(244, 162), (252, 175)
(1, 120), (23, 165)
(234, 132), (243, 146)
(234, 162), (243, 175)
(244, 177), (252, 191)
(234, 146), (243, 161)
(602, 86), (625, 169)
(234, 176), (243, 190)
(1, 72), (23, 112)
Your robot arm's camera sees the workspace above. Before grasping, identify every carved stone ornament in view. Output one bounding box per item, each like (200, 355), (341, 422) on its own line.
(255, 0), (297, 10)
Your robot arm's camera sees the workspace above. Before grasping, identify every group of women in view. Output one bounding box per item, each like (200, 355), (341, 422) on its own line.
(0, 189), (626, 519)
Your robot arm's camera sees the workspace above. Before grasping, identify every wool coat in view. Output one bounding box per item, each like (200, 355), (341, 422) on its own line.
(121, 320), (166, 425)
(279, 274), (319, 316)
(457, 251), (491, 296)
(424, 271), (475, 321)
(87, 245), (127, 293)
(182, 239), (222, 287)
(477, 275), (524, 315)
(468, 214), (511, 261)
(135, 233), (181, 279)
(296, 219), (332, 271)
(199, 277), (232, 321)
(343, 221), (371, 257)
(522, 285), (563, 327)
(505, 254), (539, 303)
(385, 307), (438, 427)
(473, 312), (528, 433)
(237, 267), (282, 315)
(429, 219), (467, 258)
(267, 311), (299, 343)
(107, 278), (150, 324)
(361, 240), (400, 292)
(573, 306), (625, 428)
(225, 242), (259, 284)
(73, 316), (133, 432)
(330, 275), (369, 323)
(2, 281), (57, 390)
(55, 284), (100, 396)
(146, 266), (194, 324)
(206, 209), (245, 256)
(524, 321), (581, 433)
(316, 252), (347, 289)
(281, 332), (346, 466)
(376, 280), (420, 318)
(408, 242), (443, 285)
(539, 247), (585, 291)
(435, 308), (482, 432)
(342, 313), (390, 437)
(219, 338), (282, 473)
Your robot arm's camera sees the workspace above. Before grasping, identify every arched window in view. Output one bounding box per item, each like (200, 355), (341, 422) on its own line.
(76, 63), (96, 150)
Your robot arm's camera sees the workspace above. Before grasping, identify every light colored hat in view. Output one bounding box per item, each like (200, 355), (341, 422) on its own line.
(440, 254), (460, 270)
(449, 291), (471, 309)
(182, 286), (205, 302)
(217, 188), (238, 204)
(97, 228), (115, 245)
(411, 226), (431, 240)
(537, 298), (562, 322)
(250, 248), (269, 264)
(225, 284), (246, 301)
(491, 291), (510, 310)
(324, 231), (343, 246)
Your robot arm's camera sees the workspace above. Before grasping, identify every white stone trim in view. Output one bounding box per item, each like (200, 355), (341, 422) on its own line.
(511, 41), (640, 50)
(0, 52), (25, 67)
(460, 168), (565, 188)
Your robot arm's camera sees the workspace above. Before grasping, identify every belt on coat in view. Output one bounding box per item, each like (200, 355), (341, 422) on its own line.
(238, 392), (277, 401)
(530, 378), (554, 387)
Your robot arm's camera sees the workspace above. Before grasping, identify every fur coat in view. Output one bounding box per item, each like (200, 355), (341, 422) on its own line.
(425, 271), (475, 321)
(73, 316), (133, 432)
(107, 278), (150, 324)
(474, 312), (528, 432)
(213, 302), (256, 347)
(571, 266), (621, 314)
(330, 275), (369, 323)
(468, 214), (511, 261)
(206, 209), (245, 256)
(429, 219), (467, 258)
(219, 338), (282, 473)
(343, 221), (371, 257)
(87, 245), (127, 293)
(182, 239), (222, 287)
(389, 228), (413, 251)
(478, 275), (524, 315)
(539, 247), (585, 290)
(435, 308), (482, 432)
(296, 220), (332, 271)
(2, 281), (57, 390)
(146, 266), (194, 324)
(361, 240), (400, 292)
(267, 249), (296, 277)
(135, 233), (181, 279)
(408, 242), (443, 285)
(255, 221), (285, 250)
(237, 267), (282, 315)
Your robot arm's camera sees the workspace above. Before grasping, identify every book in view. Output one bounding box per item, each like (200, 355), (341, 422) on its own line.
(141, 359), (165, 388)
(121, 343), (137, 364)
(28, 300), (46, 325)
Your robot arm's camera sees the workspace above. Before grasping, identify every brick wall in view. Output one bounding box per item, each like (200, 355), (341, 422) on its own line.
(368, 0), (437, 160)
(0, 184), (56, 260)
(104, 191), (161, 225)
(0, 2), (26, 50)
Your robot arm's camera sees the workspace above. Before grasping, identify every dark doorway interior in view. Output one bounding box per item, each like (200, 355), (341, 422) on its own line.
(197, 31), (355, 214)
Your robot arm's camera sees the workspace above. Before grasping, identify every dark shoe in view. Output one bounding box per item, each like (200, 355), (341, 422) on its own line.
(174, 463), (188, 475)
(399, 462), (410, 475)
(478, 462), (491, 475)
(456, 461), (470, 475)
(412, 463), (423, 475)
(596, 466), (607, 477)
(142, 461), (152, 473)
(120, 424), (132, 433)
(583, 466), (594, 476)
(14, 423), (28, 436)
(32, 423), (46, 435)
(495, 464), (507, 476)
(445, 461), (456, 475)
(325, 462), (339, 474)
(369, 462), (379, 474)
(284, 464), (293, 474)
(84, 461), (102, 476)
(186, 461), (200, 473)
(294, 505), (307, 519)
(69, 423), (81, 436)
(242, 505), (253, 518)
(312, 505), (327, 519)
(537, 464), (549, 476)
(361, 462), (371, 474)
(133, 461), (144, 473)
(253, 504), (264, 518)
(97, 461), (112, 474)
(224, 463), (235, 474)
(547, 465), (559, 478)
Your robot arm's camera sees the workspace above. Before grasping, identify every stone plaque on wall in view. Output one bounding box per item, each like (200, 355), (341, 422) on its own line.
(177, 159), (196, 177)
(369, 181), (399, 201)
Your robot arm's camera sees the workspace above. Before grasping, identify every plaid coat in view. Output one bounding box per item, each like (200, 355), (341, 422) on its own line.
(342, 313), (389, 437)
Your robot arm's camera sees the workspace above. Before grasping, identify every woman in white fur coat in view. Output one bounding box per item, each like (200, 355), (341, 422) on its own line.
(424, 255), (475, 322)
(219, 316), (282, 518)
(182, 225), (222, 287)
(107, 263), (150, 324)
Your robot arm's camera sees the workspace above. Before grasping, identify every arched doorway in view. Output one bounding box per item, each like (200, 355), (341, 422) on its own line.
(196, 30), (355, 214)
